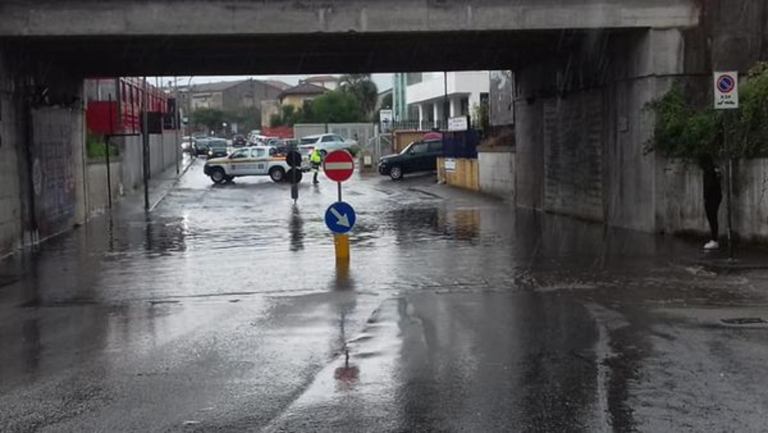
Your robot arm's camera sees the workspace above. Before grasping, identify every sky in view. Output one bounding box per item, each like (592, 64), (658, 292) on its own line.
(162, 73), (394, 92)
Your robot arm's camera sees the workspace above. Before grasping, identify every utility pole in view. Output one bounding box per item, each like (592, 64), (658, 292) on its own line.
(443, 71), (449, 130)
(142, 77), (150, 211)
(174, 76), (180, 175)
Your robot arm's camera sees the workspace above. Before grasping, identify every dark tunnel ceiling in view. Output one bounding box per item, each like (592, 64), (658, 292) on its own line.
(0, 29), (629, 77)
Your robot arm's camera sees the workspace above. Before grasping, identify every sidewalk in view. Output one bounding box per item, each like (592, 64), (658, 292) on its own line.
(118, 154), (196, 214)
(426, 177), (768, 273)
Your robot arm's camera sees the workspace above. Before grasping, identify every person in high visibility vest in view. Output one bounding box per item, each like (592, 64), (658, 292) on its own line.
(310, 148), (323, 184)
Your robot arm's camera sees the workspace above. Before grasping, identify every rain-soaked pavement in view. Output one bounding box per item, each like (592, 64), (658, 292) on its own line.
(2, 158), (768, 432)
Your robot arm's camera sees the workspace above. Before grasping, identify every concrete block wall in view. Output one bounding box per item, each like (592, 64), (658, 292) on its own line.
(86, 160), (122, 217)
(478, 149), (515, 200)
(118, 131), (179, 192)
(657, 159), (768, 242)
(514, 96), (544, 209)
(542, 93), (604, 222)
(30, 104), (87, 241)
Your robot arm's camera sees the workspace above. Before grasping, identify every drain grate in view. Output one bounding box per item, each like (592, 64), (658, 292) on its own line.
(721, 317), (767, 325)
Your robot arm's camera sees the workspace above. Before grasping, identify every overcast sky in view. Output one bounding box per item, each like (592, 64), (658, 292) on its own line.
(161, 73), (394, 92)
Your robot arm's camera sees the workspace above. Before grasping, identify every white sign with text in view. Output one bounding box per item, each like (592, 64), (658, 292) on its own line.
(714, 71), (739, 110)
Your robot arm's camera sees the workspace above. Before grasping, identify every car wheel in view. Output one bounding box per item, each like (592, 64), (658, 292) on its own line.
(210, 168), (226, 184)
(389, 165), (403, 180)
(319, 149), (328, 157)
(269, 166), (285, 183)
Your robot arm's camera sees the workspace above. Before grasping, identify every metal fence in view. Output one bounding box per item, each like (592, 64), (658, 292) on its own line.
(293, 123), (376, 146)
(443, 130), (480, 159)
(365, 134), (394, 163)
(385, 120), (446, 132)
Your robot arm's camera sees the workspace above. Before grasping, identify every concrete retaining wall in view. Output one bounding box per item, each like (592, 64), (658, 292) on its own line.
(86, 159), (122, 217)
(478, 149), (515, 200)
(30, 105), (87, 241)
(0, 52), (23, 256)
(543, 92), (604, 222)
(657, 159), (768, 242)
(118, 132), (179, 192)
(514, 28), (684, 232)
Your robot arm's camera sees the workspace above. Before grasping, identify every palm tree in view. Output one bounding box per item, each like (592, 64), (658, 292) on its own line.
(339, 74), (379, 120)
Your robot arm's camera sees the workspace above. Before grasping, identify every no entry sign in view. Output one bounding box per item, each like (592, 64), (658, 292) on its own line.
(324, 150), (355, 182)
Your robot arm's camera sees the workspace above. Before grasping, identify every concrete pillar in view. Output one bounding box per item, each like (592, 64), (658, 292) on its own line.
(0, 50), (24, 256)
(450, 97), (461, 118)
(417, 104), (425, 126)
(433, 103), (440, 128)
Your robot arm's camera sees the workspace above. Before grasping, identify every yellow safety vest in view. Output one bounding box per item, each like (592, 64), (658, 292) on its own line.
(310, 151), (322, 164)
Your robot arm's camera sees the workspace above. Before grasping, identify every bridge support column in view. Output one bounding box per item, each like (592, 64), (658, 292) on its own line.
(514, 28), (690, 233)
(0, 49), (86, 256)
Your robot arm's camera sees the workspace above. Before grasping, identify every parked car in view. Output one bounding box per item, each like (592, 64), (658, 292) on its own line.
(299, 133), (359, 156)
(232, 134), (247, 147)
(206, 138), (229, 158)
(378, 139), (444, 180)
(194, 138), (211, 156)
(203, 146), (299, 184)
(247, 130), (261, 143)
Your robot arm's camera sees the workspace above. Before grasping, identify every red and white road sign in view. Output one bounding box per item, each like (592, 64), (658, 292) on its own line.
(323, 150), (355, 182)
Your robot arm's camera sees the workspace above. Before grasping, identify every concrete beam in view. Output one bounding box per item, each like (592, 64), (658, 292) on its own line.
(0, 1), (699, 37)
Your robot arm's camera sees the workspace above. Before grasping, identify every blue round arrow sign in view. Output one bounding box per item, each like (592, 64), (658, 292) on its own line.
(325, 201), (356, 234)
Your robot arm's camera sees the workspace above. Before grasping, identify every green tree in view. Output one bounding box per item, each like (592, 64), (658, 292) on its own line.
(271, 104), (306, 127)
(191, 108), (226, 133)
(732, 62), (768, 157)
(646, 85), (719, 159)
(339, 74), (379, 119)
(647, 63), (768, 159)
(310, 90), (365, 123)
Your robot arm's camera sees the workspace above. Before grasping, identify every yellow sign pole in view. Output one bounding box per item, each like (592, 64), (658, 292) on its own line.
(335, 234), (350, 262)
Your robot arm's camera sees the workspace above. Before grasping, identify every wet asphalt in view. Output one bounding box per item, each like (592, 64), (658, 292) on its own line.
(2, 158), (768, 432)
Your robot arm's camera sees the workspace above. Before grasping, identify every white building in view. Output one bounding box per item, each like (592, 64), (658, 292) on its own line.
(405, 71), (489, 128)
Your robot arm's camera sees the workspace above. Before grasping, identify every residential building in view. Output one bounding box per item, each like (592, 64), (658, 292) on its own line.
(405, 71), (490, 129)
(303, 75), (339, 90)
(178, 79), (287, 115)
(263, 80), (292, 92)
(261, 100), (281, 128)
(278, 82), (328, 109)
(376, 88), (393, 111)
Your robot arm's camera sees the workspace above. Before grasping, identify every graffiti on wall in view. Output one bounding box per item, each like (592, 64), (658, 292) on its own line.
(32, 109), (78, 237)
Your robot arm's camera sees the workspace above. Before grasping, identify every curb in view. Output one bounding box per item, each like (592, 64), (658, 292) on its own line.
(149, 158), (196, 212)
(682, 257), (768, 272)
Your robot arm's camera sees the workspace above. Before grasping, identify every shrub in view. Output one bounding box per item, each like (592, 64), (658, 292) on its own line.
(647, 62), (768, 159)
(86, 132), (119, 159)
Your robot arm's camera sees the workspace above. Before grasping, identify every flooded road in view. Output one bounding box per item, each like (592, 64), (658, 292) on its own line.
(2, 159), (768, 432)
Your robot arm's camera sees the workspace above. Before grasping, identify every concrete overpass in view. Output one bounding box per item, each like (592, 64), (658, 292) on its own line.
(1, 0), (766, 257)
(0, 0), (699, 76)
